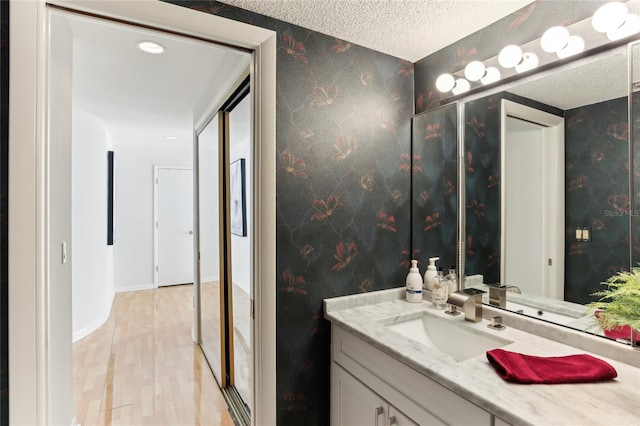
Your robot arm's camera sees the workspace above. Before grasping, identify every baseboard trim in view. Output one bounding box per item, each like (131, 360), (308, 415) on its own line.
(115, 283), (156, 293)
(72, 290), (114, 343)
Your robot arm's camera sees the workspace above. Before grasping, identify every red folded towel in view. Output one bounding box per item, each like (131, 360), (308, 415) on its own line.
(486, 348), (617, 384)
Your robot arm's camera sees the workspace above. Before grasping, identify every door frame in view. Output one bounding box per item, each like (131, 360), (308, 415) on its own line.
(500, 99), (565, 299)
(8, 1), (277, 424)
(153, 165), (194, 288)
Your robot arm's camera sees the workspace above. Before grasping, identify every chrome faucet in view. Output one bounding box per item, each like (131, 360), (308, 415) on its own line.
(446, 288), (486, 323)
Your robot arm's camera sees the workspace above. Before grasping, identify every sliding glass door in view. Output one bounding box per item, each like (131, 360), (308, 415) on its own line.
(196, 77), (252, 424)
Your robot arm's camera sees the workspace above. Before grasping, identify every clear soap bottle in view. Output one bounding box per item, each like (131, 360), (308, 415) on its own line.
(431, 267), (447, 309)
(444, 266), (457, 296)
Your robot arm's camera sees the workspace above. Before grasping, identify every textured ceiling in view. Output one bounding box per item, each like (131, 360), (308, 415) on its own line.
(508, 46), (627, 110)
(219, 0), (535, 61)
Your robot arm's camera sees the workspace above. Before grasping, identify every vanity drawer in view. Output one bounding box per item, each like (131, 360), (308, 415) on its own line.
(332, 324), (492, 426)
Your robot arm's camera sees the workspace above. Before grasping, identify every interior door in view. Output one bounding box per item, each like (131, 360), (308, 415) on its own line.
(156, 167), (194, 286)
(504, 117), (545, 295)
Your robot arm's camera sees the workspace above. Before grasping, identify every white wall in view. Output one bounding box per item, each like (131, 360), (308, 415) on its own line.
(230, 96), (252, 295)
(113, 143), (192, 291)
(71, 109), (114, 341)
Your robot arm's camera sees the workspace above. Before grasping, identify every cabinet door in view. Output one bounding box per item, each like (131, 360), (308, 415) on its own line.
(387, 406), (419, 426)
(332, 364), (386, 426)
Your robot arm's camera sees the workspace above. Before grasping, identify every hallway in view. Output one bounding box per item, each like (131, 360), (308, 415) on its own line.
(73, 285), (233, 425)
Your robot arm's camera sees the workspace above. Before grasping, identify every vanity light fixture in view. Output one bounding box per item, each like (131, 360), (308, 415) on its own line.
(435, 73), (456, 92)
(514, 52), (539, 73)
(138, 40), (166, 54)
(464, 61), (486, 82)
(557, 35), (585, 59)
(480, 67), (501, 85)
(592, 1), (628, 33)
(498, 45), (523, 68)
(541, 26), (570, 53)
(451, 78), (471, 95)
(607, 13), (640, 40)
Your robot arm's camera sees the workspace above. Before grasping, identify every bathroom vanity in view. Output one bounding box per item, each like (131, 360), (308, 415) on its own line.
(324, 289), (640, 426)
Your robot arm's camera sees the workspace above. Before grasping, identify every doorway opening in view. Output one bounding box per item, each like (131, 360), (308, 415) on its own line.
(9, 1), (276, 423)
(500, 99), (565, 299)
(48, 6), (252, 425)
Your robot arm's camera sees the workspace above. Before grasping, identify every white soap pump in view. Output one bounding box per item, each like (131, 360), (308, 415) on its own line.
(405, 260), (423, 303)
(424, 257), (439, 291)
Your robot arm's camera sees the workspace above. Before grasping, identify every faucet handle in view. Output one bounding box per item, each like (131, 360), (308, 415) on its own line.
(444, 304), (461, 316)
(487, 315), (506, 330)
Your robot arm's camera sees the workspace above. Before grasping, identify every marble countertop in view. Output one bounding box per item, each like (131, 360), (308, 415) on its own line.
(324, 289), (640, 426)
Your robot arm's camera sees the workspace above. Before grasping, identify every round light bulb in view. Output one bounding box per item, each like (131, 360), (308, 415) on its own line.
(464, 61), (486, 82)
(515, 52), (539, 74)
(607, 13), (640, 41)
(138, 41), (166, 54)
(480, 67), (501, 85)
(540, 26), (570, 53)
(498, 45), (523, 69)
(451, 78), (470, 95)
(592, 1), (628, 33)
(557, 35), (585, 59)
(435, 73), (455, 92)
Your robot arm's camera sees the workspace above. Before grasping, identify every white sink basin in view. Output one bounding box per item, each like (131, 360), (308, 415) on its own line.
(385, 313), (512, 362)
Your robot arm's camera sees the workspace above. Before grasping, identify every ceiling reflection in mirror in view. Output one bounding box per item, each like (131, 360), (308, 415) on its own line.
(462, 45), (636, 342)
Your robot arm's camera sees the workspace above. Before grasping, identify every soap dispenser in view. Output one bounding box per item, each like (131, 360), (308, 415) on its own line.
(424, 257), (439, 291)
(405, 260), (423, 303)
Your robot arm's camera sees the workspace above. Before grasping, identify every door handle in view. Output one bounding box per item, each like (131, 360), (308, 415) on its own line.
(374, 406), (383, 426)
(387, 415), (397, 426)
(189, 230), (194, 235)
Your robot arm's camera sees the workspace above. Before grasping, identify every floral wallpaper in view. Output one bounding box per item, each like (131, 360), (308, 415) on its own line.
(463, 95), (501, 284)
(411, 104), (457, 272)
(565, 97), (632, 305)
(166, 1), (414, 424)
(414, 1), (606, 113)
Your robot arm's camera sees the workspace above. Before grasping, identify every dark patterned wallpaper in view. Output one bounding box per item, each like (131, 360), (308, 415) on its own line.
(411, 104), (457, 272)
(565, 97), (631, 304)
(463, 95), (502, 284)
(166, 2), (414, 423)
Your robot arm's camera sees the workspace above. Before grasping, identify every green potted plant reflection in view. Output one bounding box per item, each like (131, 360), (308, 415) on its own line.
(588, 267), (640, 346)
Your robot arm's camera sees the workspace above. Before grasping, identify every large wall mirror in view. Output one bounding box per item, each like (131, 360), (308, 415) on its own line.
(412, 39), (640, 345)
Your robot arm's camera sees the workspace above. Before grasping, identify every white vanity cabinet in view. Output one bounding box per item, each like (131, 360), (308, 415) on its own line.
(331, 324), (498, 426)
(332, 364), (420, 426)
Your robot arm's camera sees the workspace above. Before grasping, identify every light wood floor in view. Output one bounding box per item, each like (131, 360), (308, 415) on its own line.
(73, 285), (234, 426)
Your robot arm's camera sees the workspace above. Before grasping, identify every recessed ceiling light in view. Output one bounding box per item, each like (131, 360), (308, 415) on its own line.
(164, 136), (177, 140)
(138, 41), (165, 54)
